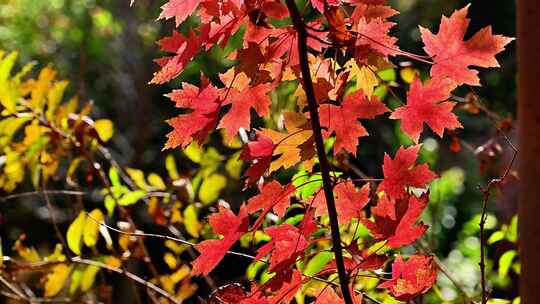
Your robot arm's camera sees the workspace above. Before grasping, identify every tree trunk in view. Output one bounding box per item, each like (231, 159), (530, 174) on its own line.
(518, 0), (540, 301)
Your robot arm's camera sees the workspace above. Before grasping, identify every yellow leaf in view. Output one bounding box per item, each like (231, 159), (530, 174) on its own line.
(225, 151), (243, 179)
(400, 67), (420, 84)
(198, 173), (226, 205)
(13, 236), (40, 262)
(165, 155), (180, 180)
(177, 282), (198, 301)
(66, 212), (86, 255)
(80, 265), (100, 292)
(148, 173), (166, 190)
(46, 80), (69, 121)
(104, 256), (122, 268)
(94, 119), (114, 142)
(160, 276), (175, 294)
(165, 240), (187, 255)
(31, 67), (56, 111)
(183, 205), (201, 238)
(44, 264), (71, 297)
(163, 252), (177, 269)
(170, 265), (190, 283)
(0, 51), (19, 113)
(344, 59), (379, 97)
(0, 51), (17, 82)
(126, 168), (148, 190)
(83, 209), (103, 247)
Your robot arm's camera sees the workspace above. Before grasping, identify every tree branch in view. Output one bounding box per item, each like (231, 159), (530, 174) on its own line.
(283, 1), (353, 303)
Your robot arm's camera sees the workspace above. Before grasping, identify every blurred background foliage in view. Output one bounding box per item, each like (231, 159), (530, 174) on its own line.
(0, 0), (517, 303)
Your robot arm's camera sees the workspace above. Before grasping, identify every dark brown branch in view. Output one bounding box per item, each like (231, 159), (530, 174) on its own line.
(283, 1), (353, 303)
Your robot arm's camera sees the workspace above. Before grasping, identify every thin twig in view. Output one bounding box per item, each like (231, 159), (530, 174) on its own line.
(0, 190), (86, 202)
(86, 213), (258, 261)
(3, 256), (180, 304)
(41, 182), (72, 259)
(477, 134), (517, 304)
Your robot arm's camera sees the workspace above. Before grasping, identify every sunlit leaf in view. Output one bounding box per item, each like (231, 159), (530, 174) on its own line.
(118, 190), (146, 206)
(183, 205), (202, 238)
(198, 173), (226, 204)
(44, 264), (71, 297)
(94, 119), (114, 142)
(80, 265), (100, 292)
(83, 209), (104, 247)
(67, 212), (86, 255)
(498, 250), (517, 278)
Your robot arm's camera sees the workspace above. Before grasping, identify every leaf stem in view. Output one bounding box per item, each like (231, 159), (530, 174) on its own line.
(284, 1), (353, 303)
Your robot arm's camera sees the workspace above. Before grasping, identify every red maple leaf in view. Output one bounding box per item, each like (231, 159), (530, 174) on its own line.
(218, 72), (273, 141)
(377, 145), (436, 199)
(355, 17), (398, 62)
(390, 77), (461, 143)
(319, 90), (389, 155)
(351, 4), (398, 23)
(256, 224), (309, 272)
(299, 209), (318, 237)
(347, 0), (386, 4)
(363, 194), (428, 248)
(164, 80), (221, 149)
(311, 180), (370, 223)
(241, 133), (275, 185)
(246, 181), (296, 218)
(266, 270), (303, 304)
(266, 26), (327, 66)
(420, 5), (513, 86)
(158, 0), (200, 27)
(314, 286), (363, 304)
(192, 206), (249, 276)
(151, 26), (210, 84)
(310, 0), (342, 14)
(378, 255), (437, 301)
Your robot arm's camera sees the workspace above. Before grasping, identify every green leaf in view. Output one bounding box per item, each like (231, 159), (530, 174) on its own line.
(80, 265), (100, 292)
(303, 251), (333, 276)
(108, 167), (121, 188)
(118, 190), (146, 206)
(184, 142), (203, 163)
(498, 250), (517, 278)
(246, 260), (266, 280)
(104, 195), (116, 216)
(377, 68), (396, 82)
(506, 215), (518, 243)
(199, 173), (227, 204)
(67, 212), (86, 255)
(69, 267), (83, 295)
(488, 231), (505, 245)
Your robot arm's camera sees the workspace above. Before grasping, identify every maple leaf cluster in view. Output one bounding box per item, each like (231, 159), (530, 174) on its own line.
(151, 0), (512, 302)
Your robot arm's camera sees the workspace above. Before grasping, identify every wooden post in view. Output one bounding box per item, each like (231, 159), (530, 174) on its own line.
(518, 0), (540, 301)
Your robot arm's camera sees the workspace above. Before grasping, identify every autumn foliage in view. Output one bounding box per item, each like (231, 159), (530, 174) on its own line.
(150, 0), (512, 302)
(0, 0), (516, 303)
